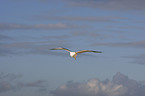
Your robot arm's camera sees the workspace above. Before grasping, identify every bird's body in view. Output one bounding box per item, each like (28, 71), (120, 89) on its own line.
(50, 48), (102, 59)
(70, 52), (77, 59)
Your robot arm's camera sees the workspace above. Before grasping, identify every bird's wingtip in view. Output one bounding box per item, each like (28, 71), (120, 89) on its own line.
(49, 48), (55, 50)
(94, 51), (102, 53)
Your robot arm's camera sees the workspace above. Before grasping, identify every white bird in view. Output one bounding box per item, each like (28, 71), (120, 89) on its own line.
(50, 48), (102, 59)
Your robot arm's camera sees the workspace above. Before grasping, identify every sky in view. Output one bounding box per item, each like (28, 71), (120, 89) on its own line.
(0, 0), (145, 96)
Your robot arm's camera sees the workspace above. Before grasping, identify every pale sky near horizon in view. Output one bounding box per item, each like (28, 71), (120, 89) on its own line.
(0, 0), (145, 96)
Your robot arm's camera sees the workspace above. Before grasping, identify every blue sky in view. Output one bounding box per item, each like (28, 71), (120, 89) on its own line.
(0, 0), (145, 96)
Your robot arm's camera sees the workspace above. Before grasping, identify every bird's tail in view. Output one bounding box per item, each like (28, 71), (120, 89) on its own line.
(73, 54), (77, 60)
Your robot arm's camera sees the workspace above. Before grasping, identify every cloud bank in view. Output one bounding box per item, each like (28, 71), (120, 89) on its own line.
(51, 72), (145, 96)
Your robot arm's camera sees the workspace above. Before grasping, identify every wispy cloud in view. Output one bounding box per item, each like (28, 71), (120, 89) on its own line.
(0, 34), (13, 40)
(51, 72), (145, 96)
(93, 40), (145, 48)
(0, 35), (70, 56)
(0, 73), (21, 93)
(71, 31), (100, 38)
(0, 73), (48, 93)
(67, 0), (145, 10)
(93, 40), (145, 65)
(0, 48), (14, 56)
(125, 54), (145, 65)
(34, 15), (126, 23)
(0, 23), (85, 30)
(0, 41), (52, 56)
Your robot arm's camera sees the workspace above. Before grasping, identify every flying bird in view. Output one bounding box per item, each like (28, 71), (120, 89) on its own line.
(50, 48), (102, 59)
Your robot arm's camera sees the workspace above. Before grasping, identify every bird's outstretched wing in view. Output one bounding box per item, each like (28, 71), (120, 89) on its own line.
(76, 50), (102, 54)
(50, 48), (71, 52)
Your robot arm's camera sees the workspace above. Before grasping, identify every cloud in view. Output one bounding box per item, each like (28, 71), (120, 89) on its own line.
(0, 41), (47, 56)
(34, 15), (126, 23)
(0, 23), (84, 30)
(0, 48), (16, 56)
(0, 73), (48, 93)
(0, 41), (38, 56)
(126, 54), (145, 65)
(0, 73), (22, 93)
(93, 40), (145, 48)
(0, 35), (70, 56)
(67, 0), (145, 10)
(0, 31), (71, 57)
(93, 40), (145, 65)
(17, 80), (48, 92)
(51, 72), (145, 96)
(71, 31), (100, 38)
(0, 34), (13, 40)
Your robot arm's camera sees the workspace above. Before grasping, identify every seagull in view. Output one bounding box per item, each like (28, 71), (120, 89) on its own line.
(50, 48), (102, 59)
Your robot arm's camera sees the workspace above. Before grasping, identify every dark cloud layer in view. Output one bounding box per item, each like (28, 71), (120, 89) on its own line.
(51, 72), (145, 96)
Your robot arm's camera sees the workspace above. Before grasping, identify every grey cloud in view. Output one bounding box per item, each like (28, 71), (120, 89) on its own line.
(0, 82), (12, 93)
(0, 73), (22, 81)
(0, 23), (84, 30)
(0, 23), (30, 30)
(92, 40), (145, 65)
(126, 54), (145, 65)
(67, 0), (145, 10)
(0, 35), (13, 40)
(17, 80), (48, 92)
(0, 41), (38, 56)
(34, 15), (126, 23)
(0, 35), (70, 56)
(19, 80), (48, 88)
(11, 0), (145, 10)
(0, 73), (22, 93)
(0, 49), (16, 56)
(0, 73), (48, 93)
(71, 31), (100, 37)
(51, 72), (145, 96)
(0, 41), (49, 56)
(93, 40), (145, 48)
